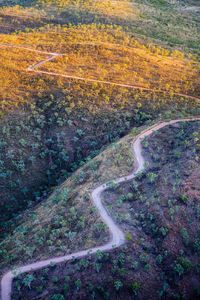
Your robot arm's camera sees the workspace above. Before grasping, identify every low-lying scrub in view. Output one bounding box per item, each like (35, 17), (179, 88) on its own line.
(12, 121), (200, 299)
(0, 122), (139, 273)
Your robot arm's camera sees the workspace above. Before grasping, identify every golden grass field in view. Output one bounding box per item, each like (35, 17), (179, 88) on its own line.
(1, 25), (199, 113)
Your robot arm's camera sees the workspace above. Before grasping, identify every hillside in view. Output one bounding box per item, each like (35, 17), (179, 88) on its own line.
(12, 120), (200, 300)
(0, 124), (139, 272)
(1, 0), (199, 54)
(1, 23), (199, 237)
(0, 0), (200, 299)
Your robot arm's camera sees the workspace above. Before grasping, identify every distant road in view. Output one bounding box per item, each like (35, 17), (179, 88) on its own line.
(0, 43), (199, 102)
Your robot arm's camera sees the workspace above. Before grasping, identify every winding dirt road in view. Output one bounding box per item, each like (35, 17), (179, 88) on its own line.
(0, 43), (200, 101)
(1, 42), (200, 299)
(1, 117), (200, 300)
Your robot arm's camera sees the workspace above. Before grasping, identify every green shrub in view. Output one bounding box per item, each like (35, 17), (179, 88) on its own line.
(159, 226), (169, 237)
(177, 256), (192, 272)
(193, 239), (200, 253)
(173, 263), (184, 277)
(179, 194), (189, 204)
(22, 275), (35, 289)
(51, 294), (65, 300)
(180, 227), (190, 246)
(147, 172), (158, 183)
(125, 232), (132, 241)
(114, 280), (123, 291)
(174, 256), (192, 276)
(130, 281), (141, 295)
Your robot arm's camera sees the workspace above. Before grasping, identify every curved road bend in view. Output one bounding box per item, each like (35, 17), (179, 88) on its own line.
(0, 43), (199, 102)
(1, 117), (200, 300)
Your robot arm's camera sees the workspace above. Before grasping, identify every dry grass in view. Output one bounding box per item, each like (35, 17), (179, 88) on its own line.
(0, 25), (199, 113)
(88, 0), (138, 20)
(0, 5), (46, 19)
(0, 46), (48, 110)
(41, 42), (199, 94)
(38, 0), (138, 20)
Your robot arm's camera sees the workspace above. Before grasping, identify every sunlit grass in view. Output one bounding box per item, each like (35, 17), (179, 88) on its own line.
(0, 45), (48, 109)
(38, 0), (139, 20)
(0, 24), (199, 111)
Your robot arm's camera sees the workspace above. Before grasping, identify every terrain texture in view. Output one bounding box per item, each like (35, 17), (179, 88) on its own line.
(0, 0), (200, 299)
(10, 119), (200, 300)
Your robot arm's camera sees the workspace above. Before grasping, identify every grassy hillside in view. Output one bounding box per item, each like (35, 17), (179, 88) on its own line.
(1, 25), (199, 112)
(0, 0), (199, 54)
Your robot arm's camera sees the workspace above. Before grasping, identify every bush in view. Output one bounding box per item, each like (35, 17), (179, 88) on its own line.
(177, 256), (192, 272)
(51, 294), (65, 300)
(114, 280), (123, 291)
(130, 281), (141, 295)
(179, 194), (189, 204)
(180, 227), (190, 246)
(194, 239), (200, 253)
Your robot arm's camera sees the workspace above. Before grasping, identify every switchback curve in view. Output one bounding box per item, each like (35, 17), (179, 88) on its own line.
(0, 43), (200, 102)
(1, 117), (200, 300)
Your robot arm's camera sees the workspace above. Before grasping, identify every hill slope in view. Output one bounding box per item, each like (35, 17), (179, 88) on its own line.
(11, 119), (200, 300)
(0, 0), (200, 299)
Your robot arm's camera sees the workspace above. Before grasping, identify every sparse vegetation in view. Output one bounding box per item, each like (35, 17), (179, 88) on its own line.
(0, 0), (200, 299)
(11, 121), (200, 300)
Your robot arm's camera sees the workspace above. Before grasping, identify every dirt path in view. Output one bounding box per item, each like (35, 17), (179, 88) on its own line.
(1, 117), (200, 300)
(0, 43), (200, 102)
